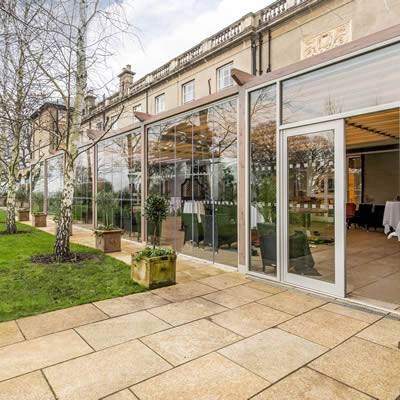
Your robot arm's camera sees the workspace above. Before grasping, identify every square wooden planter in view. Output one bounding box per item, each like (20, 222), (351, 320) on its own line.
(131, 254), (176, 289)
(17, 209), (30, 222)
(33, 213), (47, 227)
(95, 229), (122, 253)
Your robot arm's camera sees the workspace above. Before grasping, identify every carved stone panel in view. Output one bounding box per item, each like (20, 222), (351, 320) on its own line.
(301, 21), (352, 59)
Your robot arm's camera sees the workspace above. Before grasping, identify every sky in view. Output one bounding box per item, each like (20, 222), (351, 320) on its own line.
(99, 0), (274, 92)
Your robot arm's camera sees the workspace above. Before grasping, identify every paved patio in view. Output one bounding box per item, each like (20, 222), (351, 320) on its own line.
(0, 220), (399, 399)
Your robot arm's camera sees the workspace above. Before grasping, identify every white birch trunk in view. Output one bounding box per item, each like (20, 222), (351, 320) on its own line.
(6, 173), (17, 234)
(54, 154), (74, 259)
(54, 0), (87, 260)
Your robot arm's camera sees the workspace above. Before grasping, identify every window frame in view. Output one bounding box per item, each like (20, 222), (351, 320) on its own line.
(217, 62), (234, 91)
(155, 94), (166, 114)
(182, 80), (195, 104)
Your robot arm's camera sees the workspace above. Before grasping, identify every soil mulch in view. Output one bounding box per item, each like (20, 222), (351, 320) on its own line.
(31, 253), (101, 264)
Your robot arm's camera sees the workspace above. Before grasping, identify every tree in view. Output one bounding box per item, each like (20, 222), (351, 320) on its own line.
(143, 195), (169, 249)
(26, 0), (131, 261)
(0, 1), (47, 234)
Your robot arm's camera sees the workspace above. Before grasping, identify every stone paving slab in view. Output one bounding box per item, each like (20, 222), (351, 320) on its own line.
(210, 302), (292, 337)
(219, 328), (327, 383)
(320, 302), (383, 323)
(0, 320), (24, 348)
(253, 367), (373, 400)
(153, 281), (216, 302)
(0, 329), (92, 382)
(356, 316), (400, 350)
(104, 390), (138, 399)
(94, 292), (169, 317)
(198, 272), (250, 290)
(76, 310), (170, 350)
(141, 318), (241, 366)
(17, 303), (108, 339)
(202, 284), (272, 308)
(310, 337), (400, 400)
(279, 308), (369, 348)
(243, 281), (287, 294)
(132, 352), (269, 400)
(0, 371), (55, 400)
(148, 297), (227, 326)
(44, 340), (171, 400)
(258, 290), (327, 315)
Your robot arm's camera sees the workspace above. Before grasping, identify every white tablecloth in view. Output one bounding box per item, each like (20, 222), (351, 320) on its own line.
(182, 201), (205, 223)
(383, 201), (400, 240)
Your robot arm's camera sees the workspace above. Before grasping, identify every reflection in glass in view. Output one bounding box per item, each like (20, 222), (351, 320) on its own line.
(287, 130), (335, 283)
(47, 155), (64, 214)
(146, 98), (238, 266)
(249, 85), (277, 276)
(282, 43), (400, 124)
(73, 148), (93, 227)
(97, 129), (141, 238)
(211, 101), (238, 266)
(31, 162), (45, 212)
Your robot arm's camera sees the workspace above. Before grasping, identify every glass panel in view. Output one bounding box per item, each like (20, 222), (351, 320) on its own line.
(146, 97), (238, 266)
(31, 162), (45, 212)
(175, 116), (194, 257)
(73, 148), (93, 227)
(287, 130), (335, 283)
(249, 85), (277, 276)
(212, 100), (238, 266)
(96, 129), (141, 237)
(46, 155), (64, 214)
(16, 176), (30, 209)
(147, 121), (175, 248)
(282, 43), (400, 124)
(191, 110), (214, 263)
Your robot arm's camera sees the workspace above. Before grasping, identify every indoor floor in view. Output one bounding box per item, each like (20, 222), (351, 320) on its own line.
(347, 229), (400, 309)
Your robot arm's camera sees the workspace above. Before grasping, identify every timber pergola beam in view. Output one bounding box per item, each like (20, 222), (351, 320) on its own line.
(134, 112), (153, 122)
(231, 68), (256, 86)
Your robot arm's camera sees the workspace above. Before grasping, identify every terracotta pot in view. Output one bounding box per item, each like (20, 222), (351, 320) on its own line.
(18, 209), (30, 222)
(33, 213), (47, 227)
(131, 253), (176, 289)
(95, 229), (122, 253)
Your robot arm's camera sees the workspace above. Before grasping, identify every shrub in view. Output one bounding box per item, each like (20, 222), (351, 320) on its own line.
(133, 246), (175, 262)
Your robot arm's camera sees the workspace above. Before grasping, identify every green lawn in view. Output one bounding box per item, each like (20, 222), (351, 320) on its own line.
(0, 210), (146, 322)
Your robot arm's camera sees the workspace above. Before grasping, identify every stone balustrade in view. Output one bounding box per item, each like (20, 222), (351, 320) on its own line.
(85, 0), (310, 118)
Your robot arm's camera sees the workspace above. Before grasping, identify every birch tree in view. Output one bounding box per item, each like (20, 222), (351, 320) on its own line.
(0, 1), (47, 234)
(29, 0), (131, 260)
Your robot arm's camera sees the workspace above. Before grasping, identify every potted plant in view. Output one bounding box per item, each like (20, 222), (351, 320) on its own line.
(131, 195), (176, 289)
(31, 192), (47, 227)
(15, 189), (30, 221)
(94, 191), (122, 253)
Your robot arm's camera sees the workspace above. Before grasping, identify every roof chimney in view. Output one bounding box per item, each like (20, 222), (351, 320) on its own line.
(118, 64), (135, 96)
(84, 91), (96, 111)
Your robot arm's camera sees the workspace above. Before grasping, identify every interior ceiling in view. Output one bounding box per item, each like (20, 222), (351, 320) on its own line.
(345, 108), (399, 148)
